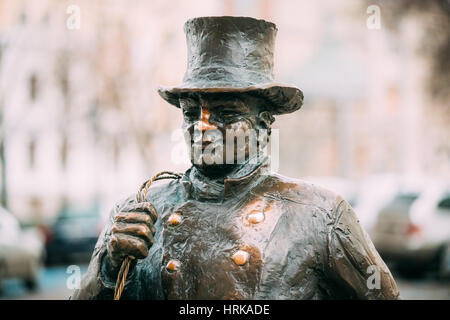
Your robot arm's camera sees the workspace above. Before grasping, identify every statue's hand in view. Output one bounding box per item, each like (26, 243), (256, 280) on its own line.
(106, 202), (157, 271)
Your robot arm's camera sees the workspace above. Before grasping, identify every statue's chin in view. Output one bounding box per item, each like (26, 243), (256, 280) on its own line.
(192, 162), (241, 179)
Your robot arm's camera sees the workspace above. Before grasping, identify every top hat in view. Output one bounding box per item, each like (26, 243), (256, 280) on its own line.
(158, 16), (303, 115)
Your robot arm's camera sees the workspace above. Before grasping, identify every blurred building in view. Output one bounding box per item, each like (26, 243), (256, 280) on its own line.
(0, 0), (448, 223)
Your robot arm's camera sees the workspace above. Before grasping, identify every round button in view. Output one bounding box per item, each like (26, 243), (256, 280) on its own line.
(166, 259), (180, 272)
(168, 212), (182, 226)
(232, 250), (249, 266)
(246, 210), (264, 224)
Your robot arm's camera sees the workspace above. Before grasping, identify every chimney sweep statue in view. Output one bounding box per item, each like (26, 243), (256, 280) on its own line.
(72, 16), (399, 300)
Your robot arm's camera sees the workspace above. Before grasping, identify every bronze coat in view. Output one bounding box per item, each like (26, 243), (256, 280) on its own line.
(72, 162), (399, 300)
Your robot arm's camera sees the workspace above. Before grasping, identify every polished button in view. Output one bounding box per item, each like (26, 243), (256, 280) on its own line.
(168, 212), (182, 226)
(166, 259), (180, 272)
(246, 210), (264, 224)
(232, 250), (249, 266)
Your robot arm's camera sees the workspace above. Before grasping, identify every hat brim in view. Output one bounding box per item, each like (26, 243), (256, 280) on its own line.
(157, 83), (303, 115)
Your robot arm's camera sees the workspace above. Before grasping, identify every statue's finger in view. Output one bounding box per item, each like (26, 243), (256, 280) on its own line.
(120, 202), (158, 222)
(115, 212), (153, 226)
(109, 233), (149, 260)
(111, 222), (154, 246)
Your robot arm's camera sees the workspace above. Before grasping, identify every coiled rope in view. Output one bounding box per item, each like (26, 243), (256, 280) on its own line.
(113, 171), (183, 300)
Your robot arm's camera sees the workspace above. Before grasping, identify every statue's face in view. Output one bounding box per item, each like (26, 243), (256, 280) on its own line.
(179, 93), (273, 176)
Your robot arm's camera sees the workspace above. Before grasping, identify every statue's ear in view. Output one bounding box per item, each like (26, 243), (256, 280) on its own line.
(257, 111), (275, 132)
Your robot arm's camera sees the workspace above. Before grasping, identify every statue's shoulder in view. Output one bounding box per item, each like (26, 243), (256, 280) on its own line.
(111, 176), (183, 214)
(260, 172), (343, 213)
(143, 176), (184, 207)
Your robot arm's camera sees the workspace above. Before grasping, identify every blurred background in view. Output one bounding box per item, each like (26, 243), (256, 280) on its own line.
(0, 0), (449, 299)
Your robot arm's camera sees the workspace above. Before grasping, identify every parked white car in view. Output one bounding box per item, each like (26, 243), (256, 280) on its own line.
(353, 174), (400, 231)
(0, 206), (45, 291)
(371, 183), (450, 278)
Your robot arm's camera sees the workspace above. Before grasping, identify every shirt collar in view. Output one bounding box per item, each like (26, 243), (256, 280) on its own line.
(181, 156), (270, 202)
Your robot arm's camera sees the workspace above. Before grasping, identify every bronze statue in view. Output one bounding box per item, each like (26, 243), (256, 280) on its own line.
(72, 16), (400, 300)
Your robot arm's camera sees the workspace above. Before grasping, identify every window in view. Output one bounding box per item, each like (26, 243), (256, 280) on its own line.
(29, 74), (39, 101)
(19, 11), (27, 24)
(394, 193), (420, 205)
(61, 135), (68, 170)
(28, 138), (36, 169)
(381, 193), (420, 216)
(113, 136), (120, 169)
(437, 195), (450, 212)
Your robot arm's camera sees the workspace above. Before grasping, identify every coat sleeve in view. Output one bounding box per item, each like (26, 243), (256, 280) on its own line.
(326, 198), (400, 299)
(70, 196), (144, 300)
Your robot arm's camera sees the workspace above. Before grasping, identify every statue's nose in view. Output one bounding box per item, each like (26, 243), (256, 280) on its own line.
(199, 107), (217, 132)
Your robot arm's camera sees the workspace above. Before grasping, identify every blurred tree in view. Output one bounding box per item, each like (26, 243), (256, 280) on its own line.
(376, 0), (450, 104)
(92, 16), (155, 173)
(380, 0), (450, 174)
(0, 104), (6, 208)
(0, 42), (7, 208)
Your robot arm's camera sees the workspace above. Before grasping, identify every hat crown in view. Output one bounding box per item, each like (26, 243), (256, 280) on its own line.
(182, 16), (278, 88)
(158, 16), (303, 115)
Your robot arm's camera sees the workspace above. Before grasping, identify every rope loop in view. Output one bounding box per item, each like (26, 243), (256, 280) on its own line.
(113, 171), (182, 300)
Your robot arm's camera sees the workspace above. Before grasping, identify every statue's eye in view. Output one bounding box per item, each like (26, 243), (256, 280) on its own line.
(180, 98), (198, 108)
(182, 108), (200, 120)
(218, 107), (240, 118)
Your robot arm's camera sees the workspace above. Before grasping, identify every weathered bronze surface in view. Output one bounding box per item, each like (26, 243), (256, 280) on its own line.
(71, 16), (399, 300)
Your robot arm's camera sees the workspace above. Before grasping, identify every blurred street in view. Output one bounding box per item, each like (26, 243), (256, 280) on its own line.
(0, 264), (88, 300)
(395, 277), (450, 300)
(0, 264), (448, 300)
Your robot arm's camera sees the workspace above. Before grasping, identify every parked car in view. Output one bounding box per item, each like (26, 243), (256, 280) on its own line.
(353, 174), (400, 231)
(372, 183), (450, 278)
(0, 206), (45, 291)
(44, 201), (102, 265)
